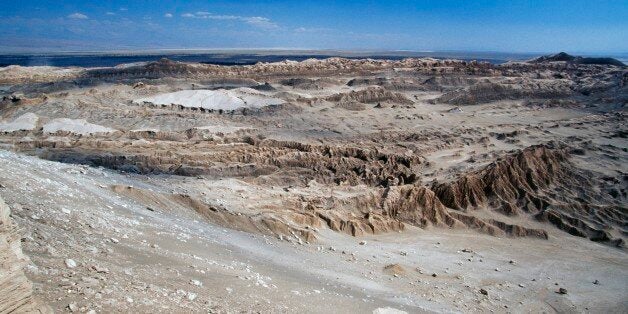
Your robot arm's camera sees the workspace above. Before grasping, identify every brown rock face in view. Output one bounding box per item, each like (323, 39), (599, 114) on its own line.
(297, 183), (549, 240)
(434, 145), (566, 214)
(434, 145), (626, 246)
(381, 185), (459, 228)
(378, 184), (547, 239)
(0, 196), (51, 313)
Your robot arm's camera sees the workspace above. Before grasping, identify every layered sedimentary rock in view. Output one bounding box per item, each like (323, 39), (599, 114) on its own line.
(0, 196), (50, 313)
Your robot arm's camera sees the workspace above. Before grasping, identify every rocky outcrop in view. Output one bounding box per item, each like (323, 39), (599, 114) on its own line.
(378, 184), (548, 238)
(434, 79), (573, 105)
(82, 57), (495, 81)
(381, 185), (459, 228)
(23, 138), (422, 187)
(346, 77), (426, 91)
(419, 76), (479, 91)
(279, 78), (336, 90)
(110, 181), (549, 243)
(434, 145), (626, 246)
(292, 184), (549, 240)
(434, 145), (566, 214)
(315, 210), (404, 237)
(326, 87), (413, 105)
(346, 76), (481, 92)
(0, 196), (51, 313)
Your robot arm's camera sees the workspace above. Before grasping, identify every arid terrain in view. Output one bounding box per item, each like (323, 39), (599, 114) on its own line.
(0, 53), (626, 313)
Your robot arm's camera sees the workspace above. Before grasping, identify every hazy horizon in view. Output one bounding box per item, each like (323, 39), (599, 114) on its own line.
(1, 48), (626, 57)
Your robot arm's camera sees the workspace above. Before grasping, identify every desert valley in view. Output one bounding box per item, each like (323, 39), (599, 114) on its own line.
(0, 52), (626, 313)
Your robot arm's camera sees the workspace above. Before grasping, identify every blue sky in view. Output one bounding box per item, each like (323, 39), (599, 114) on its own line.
(0, 0), (626, 53)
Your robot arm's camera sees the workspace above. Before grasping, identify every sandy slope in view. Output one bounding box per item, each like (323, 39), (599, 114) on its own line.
(42, 118), (117, 135)
(0, 112), (39, 132)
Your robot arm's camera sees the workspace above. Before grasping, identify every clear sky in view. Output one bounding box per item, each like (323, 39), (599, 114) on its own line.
(1, 0), (626, 53)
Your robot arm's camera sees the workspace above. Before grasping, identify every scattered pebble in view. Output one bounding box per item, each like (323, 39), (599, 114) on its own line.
(187, 292), (197, 301)
(67, 302), (78, 312)
(65, 259), (77, 268)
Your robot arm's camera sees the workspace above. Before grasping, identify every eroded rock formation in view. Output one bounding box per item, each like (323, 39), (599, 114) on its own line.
(0, 196), (50, 313)
(326, 87), (414, 105)
(434, 145), (626, 246)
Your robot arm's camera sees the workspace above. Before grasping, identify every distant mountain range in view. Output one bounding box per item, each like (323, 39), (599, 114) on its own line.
(531, 52), (625, 67)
